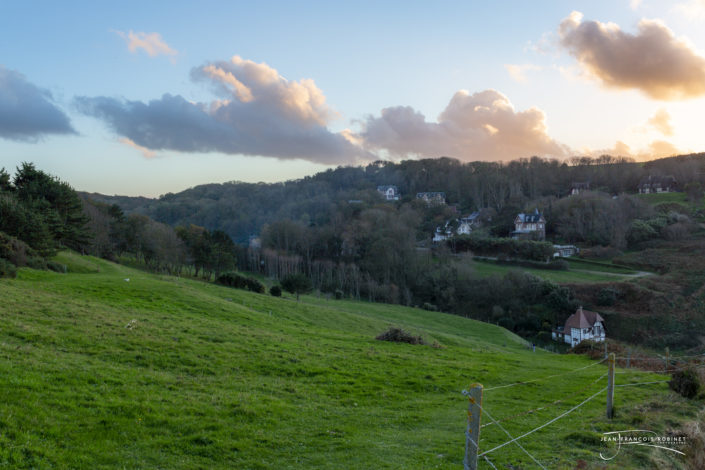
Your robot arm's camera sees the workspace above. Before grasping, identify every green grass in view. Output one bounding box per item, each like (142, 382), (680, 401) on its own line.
(0, 253), (699, 469)
(563, 257), (641, 275)
(636, 191), (688, 205)
(469, 259), (636, 283)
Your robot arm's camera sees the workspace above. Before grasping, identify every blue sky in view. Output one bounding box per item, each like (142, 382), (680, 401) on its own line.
(2, 0), (705, 196)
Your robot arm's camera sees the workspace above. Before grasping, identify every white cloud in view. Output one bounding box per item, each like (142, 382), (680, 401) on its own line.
(114, 30), (177, 58)
(504, 64), (542, 83)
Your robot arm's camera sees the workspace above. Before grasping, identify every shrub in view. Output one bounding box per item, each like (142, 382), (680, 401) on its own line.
(422, 302), (438, 311)
(244, 278), (265, 294)
(596, 287), (619, 306)
(669, 369), (700, 399)
(375, 327), (425, 345)
(334, 289), (343, 300)
(0, 231), (31, 267)
(216, 271), (248, 289)
(47, 261), (67, 273)
(270, 285), (282, 297)
(26, 257), (47, 270)
(0, 258), (17, 278)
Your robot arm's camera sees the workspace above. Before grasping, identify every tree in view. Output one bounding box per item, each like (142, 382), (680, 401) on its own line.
(280, 273), (312, 301)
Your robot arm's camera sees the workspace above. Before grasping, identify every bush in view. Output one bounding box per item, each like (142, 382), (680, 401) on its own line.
(422, 302), (438, 311)
(669, 369), (700, 399)
(270, 285), (282, 297)
(26, 257), (47, 270)
(280, 273), (313, 300)
(596, 287), (619, 306)
(217, 272), (264, 293)
(0, 231), (31, 267)
(334, 289), (343, 300)
(47, 261), (67, 273)
(0, 258), (17, 278)
(375, 327), (426, 345)
(244, 278), (265, 294)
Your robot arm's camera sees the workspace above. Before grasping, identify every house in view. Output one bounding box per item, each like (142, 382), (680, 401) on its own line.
(511, 209), (546, 240)
(458, 211), (482, 235)
(416, 191), (446, 205)
(377, 185), (400, 201)
(570, 182), (590, 195)
(433, 212), (482, 242)
(553, 244), (579, 257)
(638, 175), (677, 194)
(552, 306), (606, 346)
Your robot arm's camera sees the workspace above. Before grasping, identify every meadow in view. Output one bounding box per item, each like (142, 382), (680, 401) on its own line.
(0, 252), (700, 469)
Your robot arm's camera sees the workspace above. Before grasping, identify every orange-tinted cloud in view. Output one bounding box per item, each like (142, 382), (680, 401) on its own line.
(115, 30), (177, 58)
(505, 64), (542, 82)
(361, 89), (569, 161)
(647, 108), (674, 136)
(76, 56), (369, 164)
(590, 139), (682, 161)
(119, 137), (156, 158)
(559, 11), (705, 100)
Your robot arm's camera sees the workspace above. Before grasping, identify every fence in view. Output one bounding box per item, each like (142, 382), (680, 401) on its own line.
(461, 353), (674, 469)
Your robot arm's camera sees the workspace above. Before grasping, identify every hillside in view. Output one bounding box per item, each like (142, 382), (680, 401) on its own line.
(0, 252), (701, 469)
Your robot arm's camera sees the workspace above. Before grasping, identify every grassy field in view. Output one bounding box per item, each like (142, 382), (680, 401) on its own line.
(469, 259), (639, 283)
(0, 252), (700, 469)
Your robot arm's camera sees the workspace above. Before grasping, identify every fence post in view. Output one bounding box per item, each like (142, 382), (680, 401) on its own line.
(606, 353), (615, 419)
(463, 384), (483, 470)
(665, 347), (669, 372)
(604, 340), (608, 359)
(626, 349), (631, 369)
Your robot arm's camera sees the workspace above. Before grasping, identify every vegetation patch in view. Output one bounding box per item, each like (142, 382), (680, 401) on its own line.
(375, 327), (426, 345)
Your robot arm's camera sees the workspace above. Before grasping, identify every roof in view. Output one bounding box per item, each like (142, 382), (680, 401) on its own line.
(461, 211), (481, 222)
(416, 191), (446, 198)
(571, 181), (590, 189)
(516, 208), (544, 223)
(564, 307), (604, 330)
(638, 175), (676, 187)
(377, 185), (398, 192)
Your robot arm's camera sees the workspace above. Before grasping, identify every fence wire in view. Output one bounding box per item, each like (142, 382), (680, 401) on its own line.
(484, 357), (607, 391)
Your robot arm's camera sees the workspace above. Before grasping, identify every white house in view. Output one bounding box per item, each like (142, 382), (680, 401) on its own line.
(433, 212), (482, 242)
(552, 306), (606, 346)
(377, 185), (400, 201)
(553, 244), (579, 257)
(511, 209), (546, 240)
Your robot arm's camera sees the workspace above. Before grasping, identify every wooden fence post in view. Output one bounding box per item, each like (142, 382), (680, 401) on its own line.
(606, 353), (615, 419)
(665, 347), (670, 372)
(626, 349), (631, 369)
(463, 384), (483, 470)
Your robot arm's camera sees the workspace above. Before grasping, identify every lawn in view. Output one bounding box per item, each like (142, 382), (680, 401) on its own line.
(469, 259), (638, 283)
(0, 252), (699, 469)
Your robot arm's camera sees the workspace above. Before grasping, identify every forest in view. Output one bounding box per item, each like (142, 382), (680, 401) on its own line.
(4, 153), (705, 349)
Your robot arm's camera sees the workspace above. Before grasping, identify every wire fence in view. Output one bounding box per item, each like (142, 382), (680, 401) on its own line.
(463, 352), (677, 469)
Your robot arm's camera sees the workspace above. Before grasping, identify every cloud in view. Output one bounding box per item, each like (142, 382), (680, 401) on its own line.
(119, 137), (156, 158)
(76, 55), (368, 164)
(647, 108), (674, 136)
(505, 64), (542, 82)
(673, 0), (705, 20)
(588, 139), (683, 160)
(630, 0), (643, 10)
(360, 89), (569, 161)
(558, 11), (705, 100)
(114, 30), (177, 57)
(0, 66), (75, 141)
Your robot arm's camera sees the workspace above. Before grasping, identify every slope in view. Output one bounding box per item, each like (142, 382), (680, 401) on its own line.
(0, 252), (700, 469)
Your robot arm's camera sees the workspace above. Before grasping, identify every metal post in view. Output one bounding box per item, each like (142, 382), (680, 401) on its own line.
(463, 384), (483, 470)
(604, 341), (608, 359)
(606, 353), (615, 419)
(665, 347), (669, 372)
(626, 349), (631, 369)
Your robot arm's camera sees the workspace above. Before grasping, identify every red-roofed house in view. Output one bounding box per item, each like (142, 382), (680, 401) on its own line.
(552, 306), (605, 346)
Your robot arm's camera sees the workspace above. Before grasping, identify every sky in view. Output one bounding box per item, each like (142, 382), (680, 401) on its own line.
(2, 0), (705, 197)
